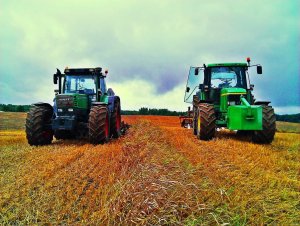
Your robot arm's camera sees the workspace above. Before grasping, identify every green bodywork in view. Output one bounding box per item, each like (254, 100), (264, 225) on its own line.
(227, 97), (262, 130)
(73, 94), (89, 108)
(220, 88), (246, 112)
(58, 93), (108, 109)
(218, 86), (263, 130)
(100, 94), (108, 103)
(215, 88), (262, 130)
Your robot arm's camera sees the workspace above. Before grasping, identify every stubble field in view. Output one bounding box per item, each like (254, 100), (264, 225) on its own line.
(0, 112), (299, 225)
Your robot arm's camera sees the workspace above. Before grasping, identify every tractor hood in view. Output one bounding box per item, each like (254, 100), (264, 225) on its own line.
(55, 94), (88, 109)
(221, 88), (246, 96)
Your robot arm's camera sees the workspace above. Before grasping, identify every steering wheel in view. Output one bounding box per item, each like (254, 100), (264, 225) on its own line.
(218, 79), (232, 88)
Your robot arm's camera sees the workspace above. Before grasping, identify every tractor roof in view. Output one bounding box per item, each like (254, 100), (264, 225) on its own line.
(207, 63), (247, 67)
(64, 67), (102, 75)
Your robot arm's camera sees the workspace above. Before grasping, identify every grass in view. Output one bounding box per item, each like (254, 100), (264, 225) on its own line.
(0, 113), (299, 224)
(0, 112), (27, 130)
(276, 121), (300, 133)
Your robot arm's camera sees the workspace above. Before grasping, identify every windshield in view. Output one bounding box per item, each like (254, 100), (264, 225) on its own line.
(210, 66), (246, 89)
(64, 75), (96, 94)
(184, 67), (204, 103)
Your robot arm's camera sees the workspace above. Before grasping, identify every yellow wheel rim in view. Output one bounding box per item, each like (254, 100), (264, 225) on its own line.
(197, 115), (201, 135)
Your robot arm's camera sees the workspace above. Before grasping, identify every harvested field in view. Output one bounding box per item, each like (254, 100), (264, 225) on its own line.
(0, 113), (299, 224)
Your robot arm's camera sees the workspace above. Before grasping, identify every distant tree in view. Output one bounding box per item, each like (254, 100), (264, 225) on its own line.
(276, 114), (300, 123)
(0, 104), (31, 112)
(139, 107), (149, 115)
(16, 105), (24, 112)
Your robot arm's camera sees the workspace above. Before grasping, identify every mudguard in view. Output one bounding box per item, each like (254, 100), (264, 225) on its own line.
(254, 101), (271, 106)
(33, 103), (54, 116)
(108, 96), (120, 113)
(92, 102), (108, 106)
(33, 102), (53, 110)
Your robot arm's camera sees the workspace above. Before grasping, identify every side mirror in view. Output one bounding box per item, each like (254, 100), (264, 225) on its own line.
(257, 66), (262, 74)
(53, 74), (58, 84)
(186, 87), (190, 92)
(195, 68), (199, 75)
(199, 84), (204, 90)
(250, 84), (254, 90)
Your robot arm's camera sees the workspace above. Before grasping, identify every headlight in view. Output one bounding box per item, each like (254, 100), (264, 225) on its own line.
(58, 109), (63, 112)
(68, 108), (73, 112)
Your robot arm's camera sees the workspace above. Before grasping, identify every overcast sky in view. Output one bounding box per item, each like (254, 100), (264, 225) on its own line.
(0, 0), (299, 114)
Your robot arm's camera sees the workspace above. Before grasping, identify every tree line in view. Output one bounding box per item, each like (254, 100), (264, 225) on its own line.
(0, 104), (299, 122)
(121, 107), (185, 116)
(0, 104), (31, 112)
(275, 113), (300, 123)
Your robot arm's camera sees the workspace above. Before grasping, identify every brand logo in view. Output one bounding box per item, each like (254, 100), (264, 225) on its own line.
(58, 96), (73, 106)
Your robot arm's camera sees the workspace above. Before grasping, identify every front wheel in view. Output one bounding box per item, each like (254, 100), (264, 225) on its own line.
(252, 106), (276, 144)
(196, 103), (216, 140)
(25, 105), (54, 146)
(88, 106), (110, 144)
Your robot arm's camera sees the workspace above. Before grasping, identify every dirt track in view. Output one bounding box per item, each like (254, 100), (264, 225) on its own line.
(0, 115), (299, 224)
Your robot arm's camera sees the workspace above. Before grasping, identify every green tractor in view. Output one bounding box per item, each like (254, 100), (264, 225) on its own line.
(184, 58), (276, 143)
(25, 67), (122, 145)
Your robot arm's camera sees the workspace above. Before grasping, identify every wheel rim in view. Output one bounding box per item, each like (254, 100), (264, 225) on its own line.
(197, 115), (201, 136)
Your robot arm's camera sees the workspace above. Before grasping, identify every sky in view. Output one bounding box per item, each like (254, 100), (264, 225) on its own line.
(0, 0), (299, 114)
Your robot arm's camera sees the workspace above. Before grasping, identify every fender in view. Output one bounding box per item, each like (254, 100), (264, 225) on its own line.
(32, 102), (54, 119)
(91, 102), (108, 106)
(33, 102), (54, 110)
(108, 96), (120, 113)
(254, 101), (271, 106)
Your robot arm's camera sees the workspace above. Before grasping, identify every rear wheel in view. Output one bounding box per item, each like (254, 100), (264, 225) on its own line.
(25, 105), (53, 146)
(89, 106), (110, 144)
(110, 99), (122, 138)
(252, 106), (276, 144)
(196, 103), (216, 140)
(193, 105), (198, 135)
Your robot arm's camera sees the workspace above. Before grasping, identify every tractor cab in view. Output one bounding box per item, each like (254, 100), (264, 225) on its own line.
(54, 67), (108, 101)
(184, 63), (255, 105)
(64, 75), (96, 95)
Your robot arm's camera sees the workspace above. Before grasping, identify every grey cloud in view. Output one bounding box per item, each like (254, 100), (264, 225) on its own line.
(0, 0), (299, 111)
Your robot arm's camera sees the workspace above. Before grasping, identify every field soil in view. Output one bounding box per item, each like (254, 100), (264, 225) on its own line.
(0, 112), (299, 225)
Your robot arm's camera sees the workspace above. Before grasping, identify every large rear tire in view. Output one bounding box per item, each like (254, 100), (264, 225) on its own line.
(25, 106), (54, 146)
(193, 105), (198, 135)
(88, 106), (110, 144)
(196, 103), (216, 140)
(252, 106), (276, 144)
(110, 99), (122, 138)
